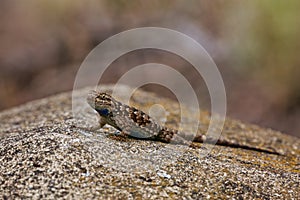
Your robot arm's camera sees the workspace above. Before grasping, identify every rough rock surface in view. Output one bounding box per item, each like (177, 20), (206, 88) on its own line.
(0, 85), (299, 199)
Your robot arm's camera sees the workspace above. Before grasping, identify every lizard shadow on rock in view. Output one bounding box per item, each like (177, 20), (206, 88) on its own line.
(104, 131), (282, 156)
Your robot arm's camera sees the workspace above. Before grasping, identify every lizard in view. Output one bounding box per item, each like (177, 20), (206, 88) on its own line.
(87, 90), (280, 155)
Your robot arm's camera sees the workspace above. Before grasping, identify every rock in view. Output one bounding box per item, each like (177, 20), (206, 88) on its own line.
(0, 85), (299, 199)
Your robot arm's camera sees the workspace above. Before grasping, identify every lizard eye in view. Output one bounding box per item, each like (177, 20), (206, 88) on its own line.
(98, 108), (109, 116)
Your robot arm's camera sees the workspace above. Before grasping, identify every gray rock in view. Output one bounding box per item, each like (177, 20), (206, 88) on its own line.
(0, 85), (299, 199)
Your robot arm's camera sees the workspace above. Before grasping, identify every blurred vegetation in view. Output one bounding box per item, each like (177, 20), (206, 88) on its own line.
(0, 0), (299, 137)
(228, 1), (300, 95)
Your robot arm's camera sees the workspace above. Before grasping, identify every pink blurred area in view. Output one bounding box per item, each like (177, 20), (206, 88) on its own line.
(0, 1), (299, 137)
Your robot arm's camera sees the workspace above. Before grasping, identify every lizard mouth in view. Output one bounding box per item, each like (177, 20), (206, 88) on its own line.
(87, 91), (98, 107)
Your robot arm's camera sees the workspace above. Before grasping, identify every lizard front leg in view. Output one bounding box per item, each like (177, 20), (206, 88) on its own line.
(85, 116), (107, 132)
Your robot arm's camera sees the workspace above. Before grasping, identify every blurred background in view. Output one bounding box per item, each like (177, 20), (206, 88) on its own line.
(0, 0), (299, 137)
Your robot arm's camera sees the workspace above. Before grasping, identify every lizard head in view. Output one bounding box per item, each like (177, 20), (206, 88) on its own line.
(87, 90), (114, 117)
